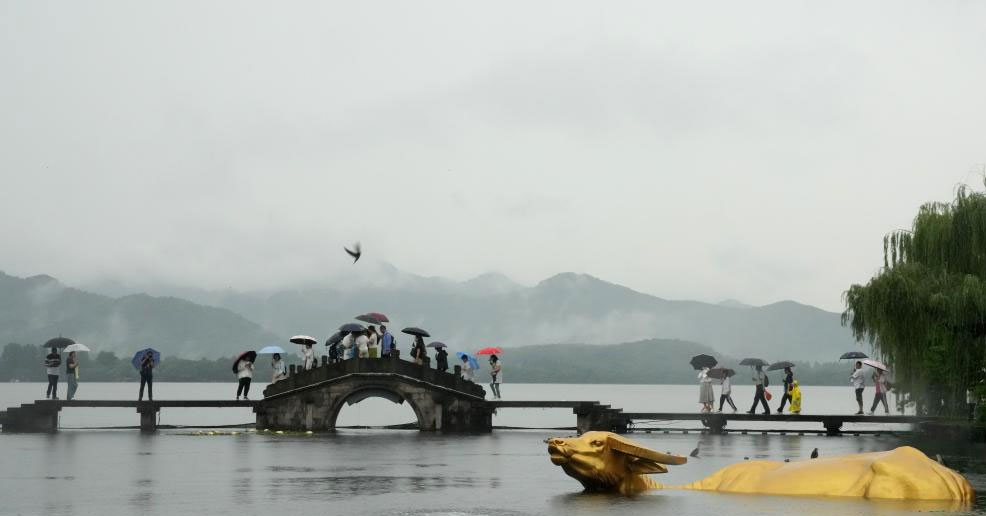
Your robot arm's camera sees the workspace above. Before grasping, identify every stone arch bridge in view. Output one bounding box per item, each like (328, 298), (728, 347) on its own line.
(256, 353), (492, 432)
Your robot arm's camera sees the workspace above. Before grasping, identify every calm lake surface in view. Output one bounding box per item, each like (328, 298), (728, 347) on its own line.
(1, 382), (984, 516)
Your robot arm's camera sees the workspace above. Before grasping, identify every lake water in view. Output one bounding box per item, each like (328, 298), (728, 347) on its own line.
(1, 382), (984, 516)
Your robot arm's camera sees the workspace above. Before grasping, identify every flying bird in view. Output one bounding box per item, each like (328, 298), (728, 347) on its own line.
(345, 242), (361, 263)
(690, 444), (700, 458)
(810, 448), (819, 459)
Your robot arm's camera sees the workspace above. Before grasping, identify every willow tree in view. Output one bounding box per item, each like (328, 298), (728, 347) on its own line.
(843, 182), (986, 416)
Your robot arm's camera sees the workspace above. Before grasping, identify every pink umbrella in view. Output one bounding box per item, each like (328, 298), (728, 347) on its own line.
(862, 358), (889, 371)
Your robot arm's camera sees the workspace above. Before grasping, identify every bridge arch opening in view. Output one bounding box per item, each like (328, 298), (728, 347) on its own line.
(330, 386), (424, 429)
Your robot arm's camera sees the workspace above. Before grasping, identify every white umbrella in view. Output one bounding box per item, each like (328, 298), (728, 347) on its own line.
(862, 358), (889, 371)
(63, 343), (91, 353)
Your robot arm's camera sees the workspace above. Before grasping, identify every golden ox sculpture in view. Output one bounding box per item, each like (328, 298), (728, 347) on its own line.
(547, 431), (975, 501)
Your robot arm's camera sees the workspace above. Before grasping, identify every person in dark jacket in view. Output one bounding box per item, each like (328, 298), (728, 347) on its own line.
(435, 347), (449, 372)
(44, 348), (61, 399)
(777, 367), (794, 412)
(138, 351), (155, 401)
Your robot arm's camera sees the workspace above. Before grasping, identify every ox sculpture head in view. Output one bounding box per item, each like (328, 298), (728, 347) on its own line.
(547, 431), (687, 494)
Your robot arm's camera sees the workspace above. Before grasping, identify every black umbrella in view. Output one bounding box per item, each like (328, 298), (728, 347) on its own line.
(339, 323), (366, 333)
(355, 314), (382, 325)
(402, 327), (430, 338)
(739, 358), (768, 367)
(232, 351), (257, 373)
(839, 351), (868, 360)
(427, 342), (446, 348)
(689, 354), (717, 370)
(767, 361), (795, 371)
(326, 332), (344, 346)
(708, 367), (735, 379)
(289, 335), (318, 345)
(42, 336), (75, 349)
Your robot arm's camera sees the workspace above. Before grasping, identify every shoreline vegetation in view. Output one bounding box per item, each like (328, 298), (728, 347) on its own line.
(1, 340), (855, 385)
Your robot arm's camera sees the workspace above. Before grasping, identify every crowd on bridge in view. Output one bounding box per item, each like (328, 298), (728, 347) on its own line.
(232, 312), (505, 400)
(693, 352), (892, 416)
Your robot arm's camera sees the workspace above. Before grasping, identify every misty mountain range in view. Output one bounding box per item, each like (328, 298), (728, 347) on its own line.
(1, 265), (862, 362)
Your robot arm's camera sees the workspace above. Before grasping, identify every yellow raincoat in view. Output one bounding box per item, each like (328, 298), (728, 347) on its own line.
(789, 380), (802, 414)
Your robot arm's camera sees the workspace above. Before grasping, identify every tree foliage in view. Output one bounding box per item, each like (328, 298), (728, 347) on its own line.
(843, 182), (986, 415)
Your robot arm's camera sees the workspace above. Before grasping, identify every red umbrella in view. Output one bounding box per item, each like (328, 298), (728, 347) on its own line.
(367, 312), (390, 323)
(476, 347), (502, 355)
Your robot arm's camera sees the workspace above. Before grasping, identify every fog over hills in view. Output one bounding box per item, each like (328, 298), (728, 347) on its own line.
(0, 272), (276, 358)
(77, 264), (859, 361)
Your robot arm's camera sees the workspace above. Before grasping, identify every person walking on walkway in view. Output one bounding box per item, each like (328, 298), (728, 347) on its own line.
(869, 369), (889, 415)
(776, 367), (794, 413)
(717, 374), (737, 412)
(44, 347), (61, 399)
(138, 351), (154, 402)
(850, 361), (865, 414)
(698, 367), (714, 412)
(302, 343), (316, 370)
(747, 365), (770, 415)
(66, 351), (80, 400)
(789, 380), (802, 414)
(235, 355), (254, 400)
(271, 353), (287, 383)
(489, 354), (503, 399)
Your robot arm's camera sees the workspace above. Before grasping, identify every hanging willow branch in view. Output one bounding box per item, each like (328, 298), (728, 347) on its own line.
(843, 179), (986, 416)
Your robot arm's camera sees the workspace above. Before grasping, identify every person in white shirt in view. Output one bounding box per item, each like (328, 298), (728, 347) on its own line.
(367, 326), (380, 358)
(850, 361), (865, 415)
(355, 331), (370, 358)
(489, 355), (503, 399)
(340, 333), (354, 360)
(271, 353), (287, 383)
(717, 374), (737, 412)
(460, 355), (475, 381)
(302, 343), (316, 370)
(235, 357), (254, 400)
(698, 367), (714, 413)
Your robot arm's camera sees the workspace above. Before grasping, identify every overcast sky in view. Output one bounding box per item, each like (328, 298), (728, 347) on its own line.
(2, 1), (985, 311)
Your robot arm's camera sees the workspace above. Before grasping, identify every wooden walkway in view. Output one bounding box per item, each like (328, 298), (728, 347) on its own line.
(0, 399), (259, 433)
(1, 397), (947, 436)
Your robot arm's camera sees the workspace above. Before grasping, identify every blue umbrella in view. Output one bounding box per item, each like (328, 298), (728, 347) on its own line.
(257, 345), (285, 355)
(131, 348), (160, 370)
(455, 351), (480, 370)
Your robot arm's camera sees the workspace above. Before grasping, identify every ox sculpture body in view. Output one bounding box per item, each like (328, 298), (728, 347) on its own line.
(547, 431), (974, 501)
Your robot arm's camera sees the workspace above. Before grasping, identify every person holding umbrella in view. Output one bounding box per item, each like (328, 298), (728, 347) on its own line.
(411, 336), (426, 365)
(65, 351), (79, 400)
(234, 351), (256, 400)
(776, 366), (794, 413)
(43, 347), (61, 399)
(698, 368), (714, 412)
(137, 350), (156, 402)
(851, 361), (865, 415)
(367, 326), (380, 358)
(431, 343), (449, 372)
(458, 353), (477, 381)
(869, 363), (890, 415)
(488, 354), (503, 399)
(747, 364), (770, 415)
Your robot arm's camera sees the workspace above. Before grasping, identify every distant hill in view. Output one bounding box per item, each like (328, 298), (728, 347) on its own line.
(129, 268), (859, 362)
(0, 272), (277, 358)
